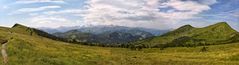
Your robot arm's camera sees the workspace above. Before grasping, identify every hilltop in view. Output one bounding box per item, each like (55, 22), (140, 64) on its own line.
(137, 22), (239, 47)
(10, 23), (65, 41)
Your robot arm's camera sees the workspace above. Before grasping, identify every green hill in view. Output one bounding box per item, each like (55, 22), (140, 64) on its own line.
(1, 23), (239, 65)
(137, 22), (239, 47)
(11, 24), (64, 41)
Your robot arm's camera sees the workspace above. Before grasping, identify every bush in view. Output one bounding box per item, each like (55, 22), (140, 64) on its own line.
(201, 47), (208, 52)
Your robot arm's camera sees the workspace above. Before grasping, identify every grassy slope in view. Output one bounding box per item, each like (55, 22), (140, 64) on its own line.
(139, 22), (238, 47)
(0, 25), (239, 65)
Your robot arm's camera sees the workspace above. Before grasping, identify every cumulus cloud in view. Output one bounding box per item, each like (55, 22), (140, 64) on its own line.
(9, 0), (217, 29)
(82, 0), (216, 29)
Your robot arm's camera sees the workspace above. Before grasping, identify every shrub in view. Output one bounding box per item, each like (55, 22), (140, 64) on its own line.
(201, 47), (208, 52)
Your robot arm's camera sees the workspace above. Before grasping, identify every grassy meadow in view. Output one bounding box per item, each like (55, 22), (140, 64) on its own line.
(0, 27), (239, 65)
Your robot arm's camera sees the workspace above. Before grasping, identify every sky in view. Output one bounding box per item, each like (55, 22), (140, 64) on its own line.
(0, 0), (238, 30)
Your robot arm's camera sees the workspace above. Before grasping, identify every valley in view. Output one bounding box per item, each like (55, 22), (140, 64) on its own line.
(0, 22), (239, 65)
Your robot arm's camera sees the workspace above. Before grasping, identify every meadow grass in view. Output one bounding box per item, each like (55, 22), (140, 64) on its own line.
(0, 27), (239, 65)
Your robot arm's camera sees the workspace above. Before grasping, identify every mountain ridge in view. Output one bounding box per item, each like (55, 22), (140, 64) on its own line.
(53, 29), (154, 44)
(137, 22), (239, 47)
(10, 23), (65, 41)
(40, 25), (170, 36)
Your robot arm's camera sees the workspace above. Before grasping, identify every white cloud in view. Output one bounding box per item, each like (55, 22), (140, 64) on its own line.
(29, 13), (40, 16)
(82, 0), (216, 29)
(3, 6), (8, 9)
(158, 0), (211, 20)
(197, 0), (217, 5)
(43, 9), (87, 16)
(23, 15), (79, 28)
(15, 0), (66, 4)
(11, 0), (217, 29)
(19, 6), (61, 12)
(0, 5), (8, 10)
(10, 5), (61, 15)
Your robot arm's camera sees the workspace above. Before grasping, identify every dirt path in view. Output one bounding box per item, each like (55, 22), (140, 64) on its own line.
(1, 40), (8, 65)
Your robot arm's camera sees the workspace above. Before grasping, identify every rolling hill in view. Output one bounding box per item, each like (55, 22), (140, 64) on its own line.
(137, 22), (239, 47)
(11, 24), (65, 41)
(0, 23), (239, 65)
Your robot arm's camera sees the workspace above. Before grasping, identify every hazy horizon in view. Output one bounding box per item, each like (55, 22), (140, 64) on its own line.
(0, 0), (238, 30)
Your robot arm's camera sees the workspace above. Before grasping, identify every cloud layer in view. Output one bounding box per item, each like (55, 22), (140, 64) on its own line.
(80, 0), (217, 29)
(6, 0), (239, 30)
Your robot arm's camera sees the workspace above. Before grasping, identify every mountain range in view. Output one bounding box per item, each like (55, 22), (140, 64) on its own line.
(42, 25), (168, 45)
(40, 25), (169, 36)
(53, 29), (154, 44)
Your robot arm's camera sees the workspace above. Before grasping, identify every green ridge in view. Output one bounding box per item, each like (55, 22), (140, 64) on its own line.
(10, 23), (64, 41)
(138, 22), (239, 47)
(11, 23), (34, 35)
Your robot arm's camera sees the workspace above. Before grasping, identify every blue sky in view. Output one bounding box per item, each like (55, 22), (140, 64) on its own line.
(0, 0), (238, 30)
